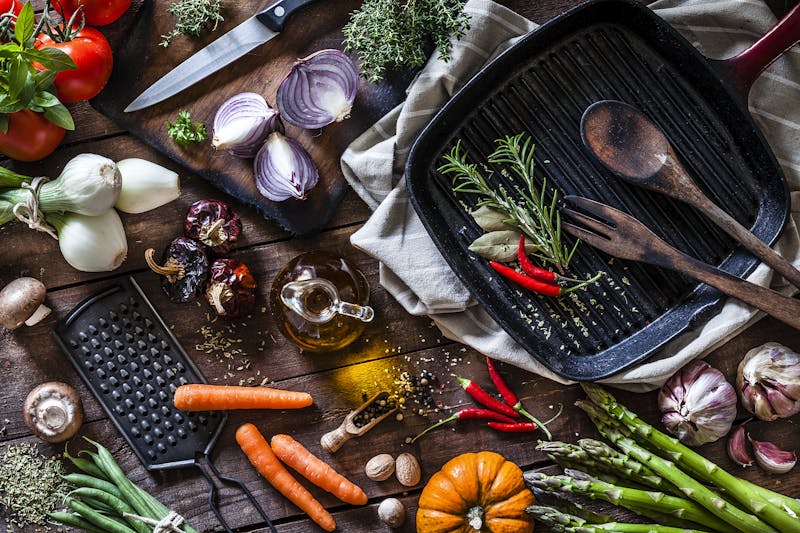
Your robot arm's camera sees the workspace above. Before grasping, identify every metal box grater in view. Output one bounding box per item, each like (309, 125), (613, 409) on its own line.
(54, 277), (275, 532)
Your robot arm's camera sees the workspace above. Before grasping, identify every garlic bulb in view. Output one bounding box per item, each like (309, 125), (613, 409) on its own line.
(115, 158), (180, 214)
(737, 342), (800, 421)
(46, 210), (128, 272)
(658, 360), (737, 446)
(212, 92), (283, 158)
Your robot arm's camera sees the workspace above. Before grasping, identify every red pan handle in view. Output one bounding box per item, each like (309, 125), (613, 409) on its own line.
(716, 2), (800, 96)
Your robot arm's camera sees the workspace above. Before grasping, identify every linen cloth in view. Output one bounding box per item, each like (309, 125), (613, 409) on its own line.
(341, 0), (800, 390)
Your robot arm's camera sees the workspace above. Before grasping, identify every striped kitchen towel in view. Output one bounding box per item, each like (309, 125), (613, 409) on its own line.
(341, 0), (800, 390)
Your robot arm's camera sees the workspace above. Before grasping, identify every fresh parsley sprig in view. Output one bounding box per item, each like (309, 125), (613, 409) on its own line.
(166, 110), (208, 146)
(439, 133), (579, 272)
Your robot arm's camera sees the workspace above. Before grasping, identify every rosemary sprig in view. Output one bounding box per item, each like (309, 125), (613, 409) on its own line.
(439, 133), (579, 272)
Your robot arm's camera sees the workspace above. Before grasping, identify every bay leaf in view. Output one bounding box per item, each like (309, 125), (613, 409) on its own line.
(468, 230), (539, 262)
(470, 206), (510, 232)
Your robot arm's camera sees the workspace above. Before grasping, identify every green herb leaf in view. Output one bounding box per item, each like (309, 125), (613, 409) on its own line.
(468, 230), (539, 262)
(42, 102), (75, 130)
(0, 113), (8, 134)
(160, 0), (224, 47)
(166, 109), (207, 146)
(25, 47), (76, 72)
(7, 57), (27, 99)
(33, 68), (57, 90)
(32, 90), (61, 108)
(14, 3), (34, 45)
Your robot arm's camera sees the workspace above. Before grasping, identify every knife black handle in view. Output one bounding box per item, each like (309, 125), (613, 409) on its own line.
(256, 0), (318, 32)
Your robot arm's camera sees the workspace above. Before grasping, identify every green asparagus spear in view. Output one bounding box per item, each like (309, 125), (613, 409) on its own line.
(524, 469), (736, 532)
(581, 383), (800, 531)
(526, 505), (713, 533)
(576, 400), (777, 533)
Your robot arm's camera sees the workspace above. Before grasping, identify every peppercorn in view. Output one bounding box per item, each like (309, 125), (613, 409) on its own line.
(145, 238), (209, 303)
(184, 199), (243, 254)
(205, 258), (257, 318)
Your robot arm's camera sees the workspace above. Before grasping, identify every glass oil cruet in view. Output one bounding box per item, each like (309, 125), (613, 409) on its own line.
(270, 251), (373, 352)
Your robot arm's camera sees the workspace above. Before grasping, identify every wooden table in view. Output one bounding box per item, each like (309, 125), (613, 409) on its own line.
(2, 0), (799, 531)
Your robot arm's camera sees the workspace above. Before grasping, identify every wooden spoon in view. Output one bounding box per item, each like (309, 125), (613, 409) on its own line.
(580, 99), (800, 289)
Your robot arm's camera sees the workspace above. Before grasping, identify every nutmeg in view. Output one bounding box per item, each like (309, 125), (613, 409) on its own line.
(365, 453), (395, 481)
(395, 452), (421, 487)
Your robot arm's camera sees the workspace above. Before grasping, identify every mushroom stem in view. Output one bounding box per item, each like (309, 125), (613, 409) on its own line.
(24, 304), (51, 326)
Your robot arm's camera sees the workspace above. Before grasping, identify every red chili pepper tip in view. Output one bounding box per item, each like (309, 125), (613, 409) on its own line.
(488, 421), (538, 433)
(517, 235), (558, 284)
(456, 376), (520, 418)
(489, 261), (562, 297)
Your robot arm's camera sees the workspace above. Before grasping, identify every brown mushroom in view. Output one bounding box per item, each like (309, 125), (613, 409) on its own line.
(0, 277), (51, 330)
(23, 382), (84, 443)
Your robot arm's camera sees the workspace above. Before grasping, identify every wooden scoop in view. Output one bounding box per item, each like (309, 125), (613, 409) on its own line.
(320, 392), (398, 453)
(580, 99), (800, 289)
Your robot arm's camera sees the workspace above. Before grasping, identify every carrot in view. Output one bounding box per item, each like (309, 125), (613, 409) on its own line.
(236, 424), (336, 532)
(271, 434), (368, 506)
(173, 384), (313, 411)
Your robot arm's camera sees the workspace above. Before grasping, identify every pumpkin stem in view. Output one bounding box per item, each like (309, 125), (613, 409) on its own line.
(466, 506), (485, 530)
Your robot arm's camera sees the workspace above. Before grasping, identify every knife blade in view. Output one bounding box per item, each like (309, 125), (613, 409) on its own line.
(125, 0), (318, 112)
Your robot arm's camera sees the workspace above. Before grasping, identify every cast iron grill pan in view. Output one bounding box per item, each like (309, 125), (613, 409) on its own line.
(406, 0), (790, 380)
(54, 277), (275, 532)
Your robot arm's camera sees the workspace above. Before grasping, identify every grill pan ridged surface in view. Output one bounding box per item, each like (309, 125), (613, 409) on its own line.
(406, 0), (789, 380)
(55, 277), (225, 469)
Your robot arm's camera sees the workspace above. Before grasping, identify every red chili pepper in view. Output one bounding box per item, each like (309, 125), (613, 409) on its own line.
(517, 235), (557, 284)
(486, 357), (552, 439)
(456, 377), (519, 418)
(488, 421), (538, 433)
(489, 261), (562, 297)
(410, 408), (516, 443)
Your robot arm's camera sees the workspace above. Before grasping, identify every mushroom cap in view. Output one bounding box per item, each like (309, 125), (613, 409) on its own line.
(0, 277), (47, 330)
(23, 381), (84, 443)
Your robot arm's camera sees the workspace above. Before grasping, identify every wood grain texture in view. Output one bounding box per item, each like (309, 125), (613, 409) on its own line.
(2, 0), (800, 532)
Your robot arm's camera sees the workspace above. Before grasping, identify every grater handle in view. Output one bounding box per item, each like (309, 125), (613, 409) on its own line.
(195, 457), (277, 533)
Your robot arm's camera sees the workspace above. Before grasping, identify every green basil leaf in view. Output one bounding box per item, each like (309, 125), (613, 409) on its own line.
(0, 101), (23, 114)
(0, 114), (8, 134)
(42, 103), (74, 130)
(32, 90), (60, 108)
(26, 47), (76, 72)
(14, 3), (34, 45)
(7, 57), (27, 98)
(17, 74), (35, 105)
(33, 69), (57, 90)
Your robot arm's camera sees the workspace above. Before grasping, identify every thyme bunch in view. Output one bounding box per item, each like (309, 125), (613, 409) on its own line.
(342, 0), (470, 83)
(160, 0), (224, 47)
(439, 133), (578, 272)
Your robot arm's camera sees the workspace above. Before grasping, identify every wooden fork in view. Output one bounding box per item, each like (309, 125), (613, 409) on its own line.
(561, 195), (800, 330)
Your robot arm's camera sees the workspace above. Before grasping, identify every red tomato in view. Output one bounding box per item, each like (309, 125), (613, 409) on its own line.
(0, 110), (65, 162)
(0, 0), (23, 16)
(55, 0), (131, 27)
(35, 26), (113, 103)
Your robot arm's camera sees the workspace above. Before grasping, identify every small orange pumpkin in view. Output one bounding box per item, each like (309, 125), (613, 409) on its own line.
(416, 451), (535, 533)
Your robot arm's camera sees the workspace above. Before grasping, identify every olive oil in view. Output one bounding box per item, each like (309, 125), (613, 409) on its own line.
(270, 252), (372, 352)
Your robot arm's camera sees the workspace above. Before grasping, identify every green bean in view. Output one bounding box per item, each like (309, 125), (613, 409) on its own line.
(48, 511), (108, 533)
(63, 473), (124, 499)
(79, 494), (116, 513)
(70, 487), (150, 533)
(65, 449), (109, 480)
(67, 498), (138, 533)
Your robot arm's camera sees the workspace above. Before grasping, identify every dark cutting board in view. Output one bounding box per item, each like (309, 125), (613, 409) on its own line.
(92, 0), (415, 235)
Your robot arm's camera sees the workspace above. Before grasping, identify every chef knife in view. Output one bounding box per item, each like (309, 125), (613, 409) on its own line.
(125, 0), (318, 112)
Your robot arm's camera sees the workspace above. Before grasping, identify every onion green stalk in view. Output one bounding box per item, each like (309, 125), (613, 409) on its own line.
(47, 210), (128, 272)
(0, 154), (121, 216)
(0, 165), (34, 188)
(581, 383), (800, 526)
(115, 158), (180, 214)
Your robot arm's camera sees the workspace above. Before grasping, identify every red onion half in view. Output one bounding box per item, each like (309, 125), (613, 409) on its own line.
(254, 131), (319, 202)
(212, 92), (283, 158)
(276, 49), (359, 129)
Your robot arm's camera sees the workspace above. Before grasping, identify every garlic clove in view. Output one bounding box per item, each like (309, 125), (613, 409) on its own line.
(726, 423), (754, 468)
(749, 436), (796, 474)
